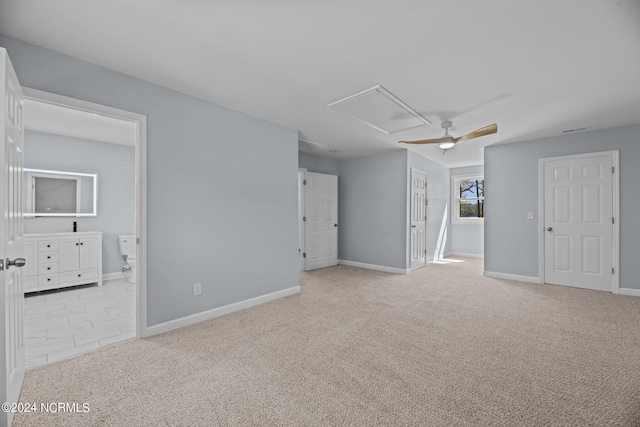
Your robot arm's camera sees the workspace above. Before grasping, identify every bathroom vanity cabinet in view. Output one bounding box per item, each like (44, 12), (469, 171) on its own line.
(23, 232), (103, 293)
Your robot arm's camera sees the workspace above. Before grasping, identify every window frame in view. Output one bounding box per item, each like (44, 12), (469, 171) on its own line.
(451, 173), (484, 224)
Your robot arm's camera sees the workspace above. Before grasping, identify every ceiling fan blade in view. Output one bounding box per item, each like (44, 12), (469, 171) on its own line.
(454, 123), (497, 143)
(399, 137), (449, 145)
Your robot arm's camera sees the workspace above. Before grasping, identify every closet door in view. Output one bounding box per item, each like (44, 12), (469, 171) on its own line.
(410, 169), (427, 270)
(304, 172), (338, 271)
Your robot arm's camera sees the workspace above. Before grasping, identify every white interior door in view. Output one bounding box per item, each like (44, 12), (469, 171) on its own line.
(543, 153), (614, 292)
(304, 172), (338, 271)
(410, 169), (427, 271)
(1, 48), (26, 427)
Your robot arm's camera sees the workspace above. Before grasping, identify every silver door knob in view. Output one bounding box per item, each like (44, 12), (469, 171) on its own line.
(546, 227), (553, 232)
(7, 258), (26, 268)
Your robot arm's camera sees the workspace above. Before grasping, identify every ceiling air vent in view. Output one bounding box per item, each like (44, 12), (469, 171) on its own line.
(327, 85), (430, 134)
(298, 138), (328, 153)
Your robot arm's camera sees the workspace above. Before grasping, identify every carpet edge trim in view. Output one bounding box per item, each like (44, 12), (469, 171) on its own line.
(338, 259), (409, 275)
(618, 287), (640, 297)
(144, 285), (301, 337)
(483, 270), (542, 284)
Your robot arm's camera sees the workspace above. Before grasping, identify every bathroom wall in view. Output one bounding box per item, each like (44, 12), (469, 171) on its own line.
(24, 130), (135, 275)
(1, 34), (299, 328)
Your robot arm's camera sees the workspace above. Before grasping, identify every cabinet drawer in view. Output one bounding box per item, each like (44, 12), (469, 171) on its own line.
(23, 277), (38, 293)
(39, 274), (59, 287)
(38, 240), (59, 252)
(38, 252), (59, 264)
(60, 269), (98, 284)
(38, 263), (59, 275)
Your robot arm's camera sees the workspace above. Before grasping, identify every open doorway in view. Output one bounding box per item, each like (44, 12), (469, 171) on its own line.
(20, 88), (147, 368)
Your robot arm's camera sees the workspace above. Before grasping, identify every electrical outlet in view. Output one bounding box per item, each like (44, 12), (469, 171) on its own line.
(193, 283), (202, 296)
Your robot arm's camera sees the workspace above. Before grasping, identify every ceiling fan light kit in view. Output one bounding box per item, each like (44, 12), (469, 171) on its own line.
(438, 141), (455, 149)
(399, 120), (498, 154)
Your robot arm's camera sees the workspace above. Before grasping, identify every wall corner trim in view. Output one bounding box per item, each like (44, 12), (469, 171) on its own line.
(338, 259), (410, 275)
(142, 285), (301, 337)
(483, 271), (542, 284)
(617, 288), (640, 298)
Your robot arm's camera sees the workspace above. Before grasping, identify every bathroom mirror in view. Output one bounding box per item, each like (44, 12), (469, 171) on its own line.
(24, 168), (98, 217)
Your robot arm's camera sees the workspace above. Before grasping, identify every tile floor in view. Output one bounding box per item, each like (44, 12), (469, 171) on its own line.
(24, 278), (136, 370)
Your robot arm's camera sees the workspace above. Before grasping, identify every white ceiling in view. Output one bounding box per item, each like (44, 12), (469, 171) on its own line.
(2, 0), (639, 167)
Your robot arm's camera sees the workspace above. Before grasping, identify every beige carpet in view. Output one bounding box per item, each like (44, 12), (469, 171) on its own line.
(13, 258), (640, 426)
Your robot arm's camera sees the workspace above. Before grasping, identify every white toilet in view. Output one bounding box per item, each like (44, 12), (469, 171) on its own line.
(118, 235), (136, 284)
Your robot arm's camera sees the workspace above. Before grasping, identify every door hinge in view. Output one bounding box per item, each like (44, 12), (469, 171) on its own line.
(612, 267), (615, 274)
(303, 180), (307, 185)
(612, 217), (615, 224)
(0, 259), (3, 271)
(426, 199), (429, 206)
(303, 216), (306, 222)
(612, 166), (615, 174)
(303, 253), (306, 258)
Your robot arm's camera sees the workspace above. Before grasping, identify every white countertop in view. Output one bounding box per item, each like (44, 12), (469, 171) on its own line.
(25, 231), (103, 238)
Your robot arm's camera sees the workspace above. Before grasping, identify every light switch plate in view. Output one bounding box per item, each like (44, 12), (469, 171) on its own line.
(527, 212), (534, 220)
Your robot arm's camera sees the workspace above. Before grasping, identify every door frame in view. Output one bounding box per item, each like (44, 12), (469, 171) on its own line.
(22, 88), (149, 336)
(298, 168), (306, 272)
(409, 168), (428, 271)
(538, 150), (619, 292)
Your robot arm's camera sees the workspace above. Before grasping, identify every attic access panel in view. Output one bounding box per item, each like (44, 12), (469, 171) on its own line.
(327, 85), (430, 134)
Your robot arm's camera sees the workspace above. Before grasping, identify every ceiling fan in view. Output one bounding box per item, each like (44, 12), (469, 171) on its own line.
(399, 120), (497, 153)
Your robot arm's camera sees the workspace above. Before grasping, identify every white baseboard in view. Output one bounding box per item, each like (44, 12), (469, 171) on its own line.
(483, 271), (542, 284)
(338, 259), (409, 275)
(618, 288), (640, 297)
(144, 285), (301, 337)
(103, 272), (125, 282)
(445, 252), (484, 259)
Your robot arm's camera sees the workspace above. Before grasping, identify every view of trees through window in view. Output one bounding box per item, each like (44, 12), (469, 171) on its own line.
(459, 178), (484, 218)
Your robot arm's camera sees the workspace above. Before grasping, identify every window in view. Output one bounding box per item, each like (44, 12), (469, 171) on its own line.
(452, 174), (484, 223)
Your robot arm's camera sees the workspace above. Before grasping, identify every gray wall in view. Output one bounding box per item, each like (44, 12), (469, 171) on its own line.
(334, 149), (451, 270)
(23, 131), (135, 274)
(485, 123), (640, 290)
(338, 150), (408, 269)
(1, 35), (299, 326)
(298, 152), (340, 175)
(407, 151), (451, 264)
(449, 165), (484, 256)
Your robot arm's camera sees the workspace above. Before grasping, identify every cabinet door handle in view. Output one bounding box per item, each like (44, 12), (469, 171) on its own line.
(47, 278), (51, 282)
(80, 243), (84, 246)
(76, 243), (79, 246)
(47, 245), (50, 248)
(78, 274), (81, 277)
(47, 256), (51, 259)
(47, 267), (51, 270)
